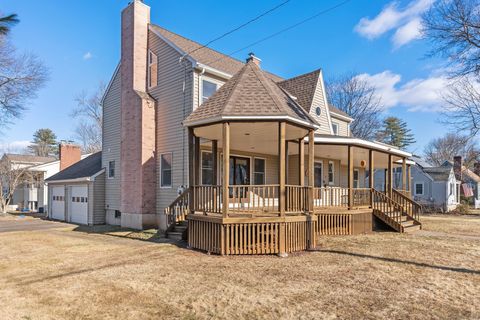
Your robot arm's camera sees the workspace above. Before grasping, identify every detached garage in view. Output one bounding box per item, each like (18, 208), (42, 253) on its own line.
(46, 152), (105, 226)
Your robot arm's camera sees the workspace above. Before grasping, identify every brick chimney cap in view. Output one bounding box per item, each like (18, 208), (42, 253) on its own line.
(246, 52), (261, 67)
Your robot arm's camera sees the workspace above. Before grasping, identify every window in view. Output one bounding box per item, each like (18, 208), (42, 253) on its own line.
(114, 210), (121, 218)
(332, 122), (339, 135)
(315, 107), (321, 116)
(160, 153), (172, 187)
(328, 161), (334, 185)
(353, 169), (359, 188)
(314, 162), (323, 187)
(202, 80), (218, 103)
(415, 183), (424, 195)
(254, 158), (266, 185)
(201, 151), (214, 185)
(108, 161), (115, 178)
(148, 50), (158, 88)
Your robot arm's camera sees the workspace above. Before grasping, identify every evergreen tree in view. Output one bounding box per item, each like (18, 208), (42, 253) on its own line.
(0, 14), (19, 35)
(28, 129), (58, 157)
(376, 117), (416, 149)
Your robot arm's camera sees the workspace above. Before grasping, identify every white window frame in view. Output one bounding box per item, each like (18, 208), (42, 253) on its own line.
(253, 157), (266, 185)
(414, 182), (424, 196)
(332, 122), (339, 135)
(201, 77), (221, 104)
(160, 152), (173, 188)
(200, 151), (214, 185)
(108, 160), (115, 179)
(147, 50), (157, 89)
(328, 161), (335, 185)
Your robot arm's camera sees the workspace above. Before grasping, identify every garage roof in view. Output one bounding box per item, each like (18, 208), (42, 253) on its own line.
(46, 152), (102, 182)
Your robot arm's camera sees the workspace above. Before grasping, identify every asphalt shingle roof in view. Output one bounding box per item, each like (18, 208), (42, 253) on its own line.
(423, 167), (452, 181)
(184, 60), (318, 128)
(46, 152), (102, 182)
(2, 154), (56, 164)
(150, 24), (283, 82)
(277, 69), (320, 112)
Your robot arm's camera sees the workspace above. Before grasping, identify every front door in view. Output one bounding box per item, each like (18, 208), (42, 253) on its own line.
(229, 156), (250, 200)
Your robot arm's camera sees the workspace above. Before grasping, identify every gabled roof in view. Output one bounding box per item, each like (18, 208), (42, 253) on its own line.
(149, 24), (283, 82)
(328, 105), (352, 119)
(2, 153), (56, 164)
(411, 155), (432, 168)
(440, 161), (480, 182)
(184, 60), (319, 129)
(423, 167), (452, 182)
(46, 152), (102, 182)
(277, 69), (320, 112)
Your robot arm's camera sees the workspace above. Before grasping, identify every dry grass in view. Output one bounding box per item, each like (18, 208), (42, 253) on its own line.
(0, 215), (479, 320)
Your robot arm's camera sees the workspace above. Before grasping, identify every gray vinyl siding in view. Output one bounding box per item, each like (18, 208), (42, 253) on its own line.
(410, 166), (433, 202)
(92, 173), (105, 224)
(102, 67), (121, 211)
(331, 116), (350, 137)
(288, 155), (343, 187)
(148, 31), (194, 213)
(309, 73), (332, 135)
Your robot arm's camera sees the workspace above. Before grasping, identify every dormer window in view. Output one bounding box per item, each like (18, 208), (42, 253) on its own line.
(202, 80), (218, 103)
(148, 50), (158, 88)
(332, 122), (339, 135)
(315, 107), (321, 116)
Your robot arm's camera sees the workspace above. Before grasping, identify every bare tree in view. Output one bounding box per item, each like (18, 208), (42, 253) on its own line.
(0, 38), (48, 129)
(424, 133), (480, 167)
(440, 76), (480, 138)
(71, 82), (105, 153)
(422, 0), (480, 78)
(326, 73), (383, 140)
(0, 156), (32, 214)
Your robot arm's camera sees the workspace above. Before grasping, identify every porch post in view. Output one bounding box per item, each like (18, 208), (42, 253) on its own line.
(212, 140), (218, 184)
(188, 128), (195, 213)
(279, 122), (286, 217)
(407, 164), (411, 192)
(348, 145), (353, 209)
(387, 154), (393, 196)
(402, 157), (407, 191)
(308, 130), (315, 214)
(299, 138), (305, 186)
(369, 149), (374, 207)
(194, 136), (200, 187)
(222, 122), (230, 218)
(285, 141), (289, 185)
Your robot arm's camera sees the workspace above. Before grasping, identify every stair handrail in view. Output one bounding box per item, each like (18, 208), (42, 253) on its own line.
(371, 188), (408, 232)
(391, 188), (422, 222)
(164, 187), (191, 229)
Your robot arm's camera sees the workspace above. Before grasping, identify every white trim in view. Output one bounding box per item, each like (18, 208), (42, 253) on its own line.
(331, 121), (339, 136)
(46, 168), (105, 185)
(253, 157), (267, 185)
(184, 115), (319, 130)
(195, 63), (232, 80)
(318, 70), (334, 134)
(147, 50), (158, 89)
(414, 182), (424, 196)
(100, 63), (120, 105)
(312, 136), (412, 158)
(91, 168), (106, 181)
(148, 25), (196, 65)
(160, 152), (173, 188)
(200, 77), (222, 104)
(330, 111), (354, 122)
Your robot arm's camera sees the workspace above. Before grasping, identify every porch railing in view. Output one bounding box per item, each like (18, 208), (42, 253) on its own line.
(313, 187), (348, 208)
(286, 185), (309, 213)
(353, 188), (371, 207)
(229, 184), (279, 214)
(371, 189), (405, 229)
(391, 189), (421, 221)
(164, 187), (190, 229)
(193, 185), (222, 214)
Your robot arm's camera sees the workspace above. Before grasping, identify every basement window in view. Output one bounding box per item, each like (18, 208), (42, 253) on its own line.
(161, 153), (172, 188)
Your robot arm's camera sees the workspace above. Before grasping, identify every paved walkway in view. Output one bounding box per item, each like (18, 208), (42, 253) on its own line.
(0, 215), (74, 233)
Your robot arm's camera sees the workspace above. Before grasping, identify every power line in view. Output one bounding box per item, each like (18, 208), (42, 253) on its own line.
(204, 0), (354, 66)
(184, 0), (292, 58)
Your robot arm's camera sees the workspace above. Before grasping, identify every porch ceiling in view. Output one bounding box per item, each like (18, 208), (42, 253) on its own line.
(194, 122), (309, 155)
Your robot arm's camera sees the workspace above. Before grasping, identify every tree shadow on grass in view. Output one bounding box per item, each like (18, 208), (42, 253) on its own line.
(318, 249), (480, 275)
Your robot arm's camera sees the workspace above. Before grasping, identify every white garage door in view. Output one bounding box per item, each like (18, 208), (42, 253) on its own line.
(69, 185), (88, 225)
(51, 186), (65, 221)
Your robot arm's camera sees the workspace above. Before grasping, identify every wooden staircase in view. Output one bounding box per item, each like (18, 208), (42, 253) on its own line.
(371, 189), (422, 233)
(164, 188), (190, 241)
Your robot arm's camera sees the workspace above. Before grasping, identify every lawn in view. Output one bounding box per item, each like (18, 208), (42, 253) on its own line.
(0, 215), (479, 320)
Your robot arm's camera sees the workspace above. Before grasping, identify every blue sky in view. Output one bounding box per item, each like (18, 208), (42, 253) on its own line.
(1, 0), (448, 154)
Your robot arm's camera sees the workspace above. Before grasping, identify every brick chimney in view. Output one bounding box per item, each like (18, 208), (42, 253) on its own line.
(120, 0), (157, 229)
(246, 52), (261, 67)
(453, 156), (462, 181)
(474, 162), (480, 176)
(59, 143), (81, 171)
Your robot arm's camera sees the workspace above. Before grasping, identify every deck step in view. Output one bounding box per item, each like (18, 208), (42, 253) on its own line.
(403, 224), (421, 233)
(167, 231), (184, 241)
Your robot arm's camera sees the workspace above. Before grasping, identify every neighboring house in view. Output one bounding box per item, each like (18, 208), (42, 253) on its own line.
(45, 152), (105, 225)
(442, 156), (480, 207)
(49, 1), (421, 255)
(1, 143), (83, 212)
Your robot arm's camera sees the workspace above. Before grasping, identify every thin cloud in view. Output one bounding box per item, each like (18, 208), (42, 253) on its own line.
(356, 70), (448, 112)
(0, 140), (30, 154)
(83, 52), (93, 60)
(354, 0), (434, 48)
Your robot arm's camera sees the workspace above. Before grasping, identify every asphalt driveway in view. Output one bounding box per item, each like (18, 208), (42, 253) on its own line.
(0, 214), (74, 233)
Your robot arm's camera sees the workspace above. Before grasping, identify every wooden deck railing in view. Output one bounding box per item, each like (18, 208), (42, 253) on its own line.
(193, 185), (222, 214)
(353, 188), (371, 207)
(164, 187), (190, 229)
(286, 185), (309, 213)
(371, 189), (405, 231)
(392, 189), (421, 221)
(313, 187), (349, 208)
(228, 184), (279, 214)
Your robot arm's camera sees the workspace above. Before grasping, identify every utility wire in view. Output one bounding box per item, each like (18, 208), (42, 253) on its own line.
(204, 0), (354, 66)
(184, 0), (291, 57)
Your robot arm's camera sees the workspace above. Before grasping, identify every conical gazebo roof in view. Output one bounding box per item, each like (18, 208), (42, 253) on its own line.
(184, 58), (319, 129)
